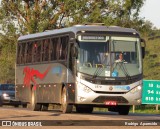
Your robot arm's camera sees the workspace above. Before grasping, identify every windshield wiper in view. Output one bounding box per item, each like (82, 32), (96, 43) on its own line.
(122, 62), (132, 80)
(92, 67), (104, 78)
(113, 61), (131, 80)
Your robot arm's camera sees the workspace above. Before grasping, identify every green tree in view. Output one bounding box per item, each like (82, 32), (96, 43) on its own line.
(1, 0), (146, 34)
(0, 0), (147, 83)
(0, 26), (17, 83)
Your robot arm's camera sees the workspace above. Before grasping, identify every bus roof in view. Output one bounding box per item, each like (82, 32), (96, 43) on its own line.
(18, 25), (139, 41)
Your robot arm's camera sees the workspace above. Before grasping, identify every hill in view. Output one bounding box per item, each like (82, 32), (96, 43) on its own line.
(143, 38), (160, 80)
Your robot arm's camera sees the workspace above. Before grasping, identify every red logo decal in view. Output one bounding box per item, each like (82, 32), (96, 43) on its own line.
(23, 66), (51, 90)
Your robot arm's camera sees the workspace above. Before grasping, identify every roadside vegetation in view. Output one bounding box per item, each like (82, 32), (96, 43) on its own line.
(143, 38), (160, 80)
(132, 105), (160, 114)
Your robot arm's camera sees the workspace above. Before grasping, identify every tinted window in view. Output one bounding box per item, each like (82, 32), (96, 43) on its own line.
(17, 35), (69, 64)
(42, 39), (50, 62)
(33, 41), (42, 62)
(26, 42), (33, 63)
(17, 43), (26, 64)
(17, 43), (21, 64)
(59, 36), (69, 60)
(50, 36), (69, 61)
(51, 38), (59, 61)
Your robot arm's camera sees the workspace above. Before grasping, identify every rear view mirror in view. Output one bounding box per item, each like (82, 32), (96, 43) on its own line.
(142, 47), (145, 59)
(71, 43), (78, 59)
(73, 47), (78, 59)
(140, 38), (146, 59)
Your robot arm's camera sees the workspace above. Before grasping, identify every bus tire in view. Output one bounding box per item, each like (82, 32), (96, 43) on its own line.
(118, 105), (130, 115)
(22, 103), (27, 108)
(76, 105), (93, 113)
(14, 105), (19, 108)
(41, 104), (49, 111)
(0, 98), (3, 107)
(61, 87), (73, 113)
(28, 88), (41, 111)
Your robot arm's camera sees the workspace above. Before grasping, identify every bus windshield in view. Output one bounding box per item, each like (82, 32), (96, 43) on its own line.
(77, 36), (142, 77)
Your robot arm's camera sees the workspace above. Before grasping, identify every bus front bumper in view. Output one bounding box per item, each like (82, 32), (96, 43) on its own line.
(75, 83), (142, 106)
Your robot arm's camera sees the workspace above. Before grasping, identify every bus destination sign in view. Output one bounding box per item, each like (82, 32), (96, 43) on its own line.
(142, 80), (160, 104)
(81, 36), (106, 40)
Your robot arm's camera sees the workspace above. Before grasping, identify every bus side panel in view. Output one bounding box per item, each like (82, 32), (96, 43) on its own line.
(36, 83), (62, 104)
(16, 84), (62, 104)
(16, 63), (75, 104)
(16, 85), (30, 102)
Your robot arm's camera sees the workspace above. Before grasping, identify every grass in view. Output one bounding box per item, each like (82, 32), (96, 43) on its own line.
(94, 108), (108, 112)
(130, 105), (160, 114)
(132, 109), (160, 114)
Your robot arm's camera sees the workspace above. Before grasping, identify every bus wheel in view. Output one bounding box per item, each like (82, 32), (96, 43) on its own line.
(61, 87), (73, 113)
(22, 103), (27, 108)
(28, 88), (41, 111)
(14, 105), (19, 108)
(118, 105), (130, 115)
(76, 105), (93, 113)
(0, 98), (3, 107)
(41, 104), (49, 111)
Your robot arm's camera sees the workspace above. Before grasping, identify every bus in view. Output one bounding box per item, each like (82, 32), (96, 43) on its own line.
(16, 24), (145, 115)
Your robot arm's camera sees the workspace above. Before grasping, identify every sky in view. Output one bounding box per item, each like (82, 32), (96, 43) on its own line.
(140, 0), (160, 29)
(0, 0), (160, 29)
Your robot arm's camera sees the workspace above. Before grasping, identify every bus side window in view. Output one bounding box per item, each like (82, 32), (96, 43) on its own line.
(51, 38), (59, 61)
(42, 39), (50, 62)
(56, 38), (60, 60)
(26, 42), (33, 63)
(17, 43), (26, 64)
(21, 43), (26, 64)
(60, 36), (69, 60)
(33, 41), (41, 63)
(38, 41), (42, 62)
(17, 43), (21, 64)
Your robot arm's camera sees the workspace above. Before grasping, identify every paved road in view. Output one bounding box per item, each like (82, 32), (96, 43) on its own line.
(0, 106), (160, 129)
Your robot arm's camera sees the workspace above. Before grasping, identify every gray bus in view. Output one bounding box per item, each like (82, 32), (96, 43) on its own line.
(16, 24), (145, 115)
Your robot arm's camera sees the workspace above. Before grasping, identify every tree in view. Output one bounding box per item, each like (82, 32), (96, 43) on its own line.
(0, 0), (147, 83)
(0, 25), (17, 83)
(1, 0), (146, 34)
(0, 4), (18, 83)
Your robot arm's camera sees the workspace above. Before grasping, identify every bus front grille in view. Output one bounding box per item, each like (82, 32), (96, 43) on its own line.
(83, 75), (142, 85)
(95, 91), (126, 94)
(92, 96), (129, 103)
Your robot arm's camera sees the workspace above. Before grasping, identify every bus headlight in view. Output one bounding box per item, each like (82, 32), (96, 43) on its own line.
(83, 85), (92, 93)
(77, 82), (93, 102)
(78, 83), (92, 93)
(130, 86), (142, 94)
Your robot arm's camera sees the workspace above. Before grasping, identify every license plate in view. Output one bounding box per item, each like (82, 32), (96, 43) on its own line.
(105, 101), (117, 105)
